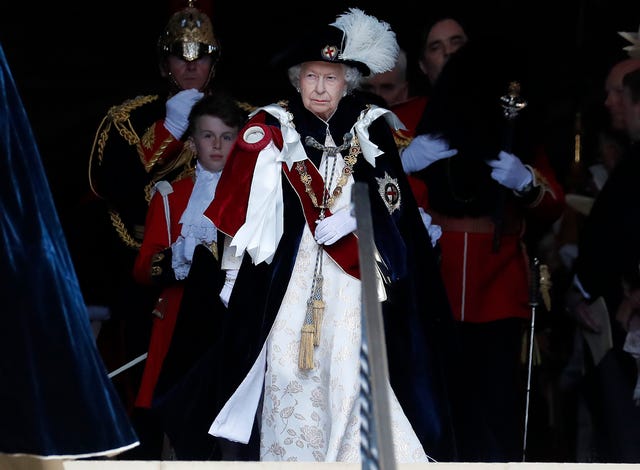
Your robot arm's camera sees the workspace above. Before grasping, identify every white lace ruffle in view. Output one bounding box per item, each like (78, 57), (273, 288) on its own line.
(171, 162), (219, 280)
(171, 222), (217, 280)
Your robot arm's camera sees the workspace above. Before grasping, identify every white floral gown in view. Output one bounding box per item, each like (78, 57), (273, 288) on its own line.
(258, 146), (430, 463)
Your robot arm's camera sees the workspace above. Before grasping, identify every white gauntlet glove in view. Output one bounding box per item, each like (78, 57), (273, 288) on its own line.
(164, 89), (204, 139)
(219, 269), (239, 308)
(418, 207), (442, 247)
(314, 208), (357, 245)
(401, 134), (458, 173)
(486, 150), (533, 192)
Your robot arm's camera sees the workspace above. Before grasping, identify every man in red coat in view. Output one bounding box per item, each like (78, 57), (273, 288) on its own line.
(401, 37), (565, 461)
(75, 1), (227, 458)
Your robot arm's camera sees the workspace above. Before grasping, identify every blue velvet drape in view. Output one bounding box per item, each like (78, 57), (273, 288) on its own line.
(0, 42), (138, 458)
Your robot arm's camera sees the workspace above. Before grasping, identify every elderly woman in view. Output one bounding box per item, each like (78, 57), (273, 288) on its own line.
(157, 8), (459, 463)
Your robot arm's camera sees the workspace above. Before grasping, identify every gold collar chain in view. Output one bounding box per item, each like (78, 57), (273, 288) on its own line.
(295, 133), (361, 370)
(295, 133), (361, 210)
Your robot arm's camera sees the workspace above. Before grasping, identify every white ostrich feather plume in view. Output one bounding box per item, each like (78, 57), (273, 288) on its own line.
(331, 8), (399, 75)
(619, 26), (640, 59)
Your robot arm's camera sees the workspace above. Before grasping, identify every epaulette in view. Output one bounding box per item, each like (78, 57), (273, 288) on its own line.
(107, 95), (159, 124)
(144, 159), (195, 204)
(90, 94), (159, 168)
(236, 100), (258, 114)
(89, 95), (159, 199)
(393, 130), (412, 151)
(107, 95), (159, 145)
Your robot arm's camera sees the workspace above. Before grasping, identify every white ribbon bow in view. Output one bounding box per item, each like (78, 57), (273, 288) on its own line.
(226, 124), (285, 265)
(351, 104), (406, 167)
(249, 104), (307, 169)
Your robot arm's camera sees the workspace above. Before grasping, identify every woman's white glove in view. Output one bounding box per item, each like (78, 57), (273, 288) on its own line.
(219, 269), (239, 308)
(164, 89), (204, 139)
(401, 134), (458, 173)
(315, 208), (357, 245)
(486, 150), (533, 192)
(418, 207), (442, 247)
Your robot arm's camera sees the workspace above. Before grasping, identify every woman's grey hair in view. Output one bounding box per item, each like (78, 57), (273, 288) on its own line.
(288, 63), (363, 94)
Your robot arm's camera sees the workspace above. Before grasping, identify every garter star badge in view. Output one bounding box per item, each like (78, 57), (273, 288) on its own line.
(376, 172), (401, 214)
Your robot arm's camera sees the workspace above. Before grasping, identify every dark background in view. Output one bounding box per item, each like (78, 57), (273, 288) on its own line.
(2, 1), (640, 462)
(2, 0), (640, 222)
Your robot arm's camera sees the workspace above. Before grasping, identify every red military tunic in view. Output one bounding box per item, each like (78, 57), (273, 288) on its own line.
(391, 95), (564, 323)
(428, 149), (564, 323)
(132, 176), (195, 408)
(391, 95), (429, 145)
(389, 95), (431, 209)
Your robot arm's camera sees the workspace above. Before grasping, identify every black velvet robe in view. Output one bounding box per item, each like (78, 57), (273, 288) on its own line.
(154, 91), (462, 461)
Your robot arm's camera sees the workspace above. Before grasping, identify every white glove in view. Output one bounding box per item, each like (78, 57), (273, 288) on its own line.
(219, 269), (239, 308)
(401, 134), (458, 173)
(418, 207), (442, 247)
(314, 208), (357, 245)
(164, 88), (204, 139)
(486, 150), (533, 192)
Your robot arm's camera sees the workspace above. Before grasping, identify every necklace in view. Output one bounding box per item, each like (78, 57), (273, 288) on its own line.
(297, 131), (361, 370)
(295, 133), (360, 211)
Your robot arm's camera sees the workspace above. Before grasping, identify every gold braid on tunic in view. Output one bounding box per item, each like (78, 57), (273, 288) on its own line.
(89, 95), (256, 250)
(89, 94), (195, 249)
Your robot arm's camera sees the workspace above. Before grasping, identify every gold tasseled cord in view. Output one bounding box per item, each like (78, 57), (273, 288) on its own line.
(298, 324), (316, 370)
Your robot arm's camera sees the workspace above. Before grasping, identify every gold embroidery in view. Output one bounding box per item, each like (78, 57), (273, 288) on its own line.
(144, 157), (195, 204)
(393, 129), (412, 151)
(143, 135), (174, 171)
(108, 95), (159, 146)
(297, 134), (362, 370)
(153, 145), (195, 179)
(236, 100), (258, 113)
(88, 95), (158, 198)
(209, 241), (219, 261)
(141, 125), (156, 151)
(294, 134), (360, 210)
(526, 167), (556, 208)
(90, 94), (199, 248)
(108, 209), (142, 250)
